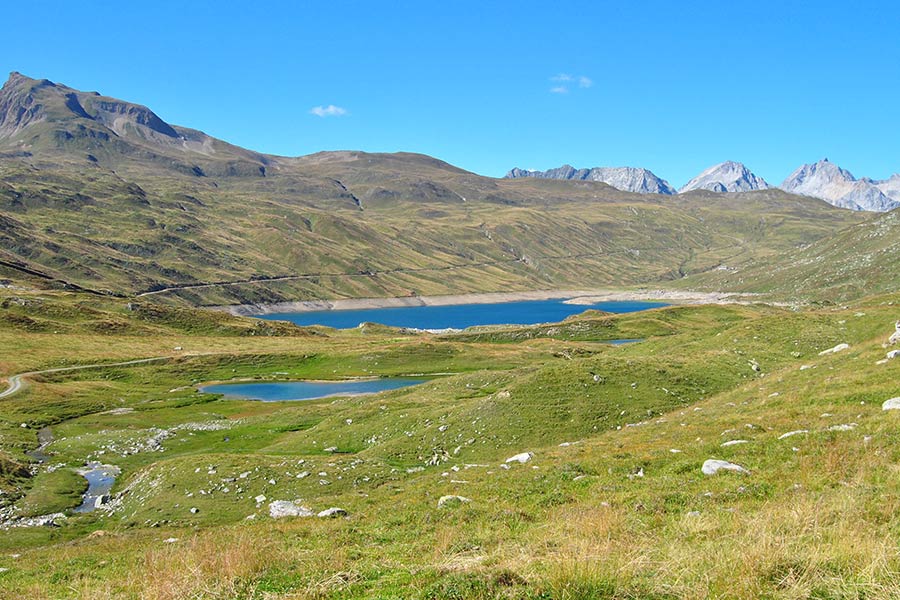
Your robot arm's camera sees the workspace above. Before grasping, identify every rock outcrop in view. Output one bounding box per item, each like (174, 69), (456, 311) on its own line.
(505, 165), (676, 194)
(679, 161), (770, 194)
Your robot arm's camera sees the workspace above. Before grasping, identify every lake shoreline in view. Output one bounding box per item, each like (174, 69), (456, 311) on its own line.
(217, 288), (750, 317)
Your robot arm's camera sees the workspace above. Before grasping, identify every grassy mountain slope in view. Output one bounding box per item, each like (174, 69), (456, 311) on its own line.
(0, 73), (866, 305)
(686, 206), (900, 301)
(2, 287), (900, 598)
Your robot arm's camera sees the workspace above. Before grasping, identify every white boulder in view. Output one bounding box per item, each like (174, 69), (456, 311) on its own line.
(317, 507), (348, 518)
(819, 343), (850, 356)
(505, 452), (534, 464)
(882, 397), (900, 411)
(889, 321), (900, 345)
(701, 459), (749, 476)
(827, 423), (857, 432)
(778, 430), (808, 439)
(437, 495), (471, 508)
(269, 500), (313, 518)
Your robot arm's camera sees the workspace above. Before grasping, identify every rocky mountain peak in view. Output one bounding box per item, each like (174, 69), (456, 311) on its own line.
(781, 159), (899, 212)
(0, 71), (179, 142)
(679, 161), (770, 194)
(505, 164), (675, 194)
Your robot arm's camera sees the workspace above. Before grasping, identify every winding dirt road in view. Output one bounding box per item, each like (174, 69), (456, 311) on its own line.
(0, 357), (171, 399)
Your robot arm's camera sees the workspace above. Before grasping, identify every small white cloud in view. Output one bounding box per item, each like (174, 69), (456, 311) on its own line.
(548, 73), (592, 94)
(310, 105), (348, 117)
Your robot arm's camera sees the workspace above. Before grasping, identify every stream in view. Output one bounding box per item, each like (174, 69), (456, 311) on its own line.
(74, 462), (120, 513)
(24, 426), (53, 464)
(24, 428), (120, 514)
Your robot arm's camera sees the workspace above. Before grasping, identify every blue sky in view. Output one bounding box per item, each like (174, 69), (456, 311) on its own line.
(3, 0), (898, 187)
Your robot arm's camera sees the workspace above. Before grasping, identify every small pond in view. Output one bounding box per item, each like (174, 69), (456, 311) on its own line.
(200, 378), (430, 402)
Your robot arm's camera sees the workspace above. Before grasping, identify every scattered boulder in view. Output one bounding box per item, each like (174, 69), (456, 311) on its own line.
(721, 440), (748, 447)
(317, 507), (348, 518)
(269, 500), (313, 518)
(883, 398), (900, 411)
(94, 494), (110, 508)
(827, 423), (857, 432)
(438, 495), (471, 508)
(818, 343), (849, 356)
(701, 459), (749, 476)
(889, 321), (900, 345)
(887, 350), (900, 360)
(778, 430), (808, 439)
(505, 452), (534, 464)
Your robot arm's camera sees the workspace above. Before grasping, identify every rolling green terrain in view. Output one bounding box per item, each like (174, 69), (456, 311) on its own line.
(0, 72), (866, 306)
(2, 71), (900, 599)
(686, 206), (900, 302)
(1, 287), (899, 599)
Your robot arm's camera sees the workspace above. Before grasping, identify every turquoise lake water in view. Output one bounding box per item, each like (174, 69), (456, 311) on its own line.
(200, 378), (430, 402)
(254, 299), (666, 330)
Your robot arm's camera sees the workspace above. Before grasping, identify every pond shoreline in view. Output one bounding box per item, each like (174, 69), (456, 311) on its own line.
(216, 289), (748, 317)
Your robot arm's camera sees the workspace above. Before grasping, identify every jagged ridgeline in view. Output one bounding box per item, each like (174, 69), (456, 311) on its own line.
(0, 72), (867, 305)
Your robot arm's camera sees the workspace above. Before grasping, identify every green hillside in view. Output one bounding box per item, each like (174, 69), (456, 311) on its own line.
(686, 207), (900, 302)
(2, 287), (900, 598)
(0, 73), (865, 306)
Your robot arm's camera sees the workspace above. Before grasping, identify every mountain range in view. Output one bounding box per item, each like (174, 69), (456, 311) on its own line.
(0, 71), (881, 306)
(507, 159), (900, 212)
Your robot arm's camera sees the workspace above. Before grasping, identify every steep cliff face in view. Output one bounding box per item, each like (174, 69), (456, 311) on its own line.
(505, 165), (675, 194)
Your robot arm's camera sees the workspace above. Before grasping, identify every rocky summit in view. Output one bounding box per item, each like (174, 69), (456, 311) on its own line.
(678, 161), (771, 194)
(505, 164), (676, 194)
(781, 159), (900, 212)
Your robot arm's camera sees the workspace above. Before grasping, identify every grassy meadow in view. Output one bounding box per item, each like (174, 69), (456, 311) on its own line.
(1, 286), (899, 598)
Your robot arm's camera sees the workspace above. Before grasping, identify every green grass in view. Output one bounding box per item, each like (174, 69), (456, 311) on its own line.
(0, 73), (866, 305)
(2, 289), (900, 598)
(16, 468), (87, 517)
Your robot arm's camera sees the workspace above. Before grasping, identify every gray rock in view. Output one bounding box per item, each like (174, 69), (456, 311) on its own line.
(882, 397), (900, 411)
(827, 423), (857, 432)
(701, 459), (749, 475)
(889, 321), (900, 345)
(505, 165), (676, 195)
(317, 507), (348, 518)
(269, 500), (314, 518)
(505, 452), (534, 464)
(437, 495), (471, 508)
(818, 343), (849, 356)
(679, 161), (770, 194)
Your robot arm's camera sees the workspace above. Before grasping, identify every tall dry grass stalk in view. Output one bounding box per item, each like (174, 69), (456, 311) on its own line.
(137, 528), (285, 600)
